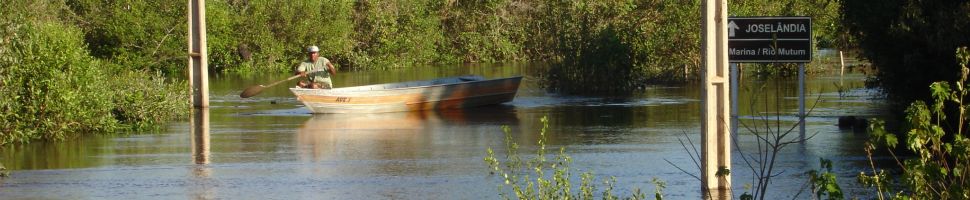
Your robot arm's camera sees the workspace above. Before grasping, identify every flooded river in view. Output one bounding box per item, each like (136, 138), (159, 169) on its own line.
(1, 58), (885, 199)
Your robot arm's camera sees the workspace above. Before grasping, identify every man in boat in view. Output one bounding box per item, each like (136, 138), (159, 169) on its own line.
(295, 45), (337, 89)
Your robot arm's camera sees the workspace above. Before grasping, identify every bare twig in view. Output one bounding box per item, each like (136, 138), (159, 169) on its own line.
(664, 158), (700, 181)
(734, 76), (826, 200)
(151, 25), (178, 57)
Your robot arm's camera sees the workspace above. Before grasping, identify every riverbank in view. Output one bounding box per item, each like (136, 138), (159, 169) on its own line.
(62, 1), (844, 82)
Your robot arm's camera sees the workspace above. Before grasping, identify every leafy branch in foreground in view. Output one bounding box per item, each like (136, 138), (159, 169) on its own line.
(484, 116), (662, 200)
(807, 158), (845, 200)
(860, 46), (970, 199)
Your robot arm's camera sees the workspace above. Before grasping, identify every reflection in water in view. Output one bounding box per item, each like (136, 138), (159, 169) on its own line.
(190, 108), (214, 199)
(190, 164), (215, 200)
(295, 106), (519, 165)
(191, 108), (210, 164)
(296, 111), (429, 162)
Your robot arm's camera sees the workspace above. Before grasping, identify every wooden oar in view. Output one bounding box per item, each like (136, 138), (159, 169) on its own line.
(239, 69), (322, 98)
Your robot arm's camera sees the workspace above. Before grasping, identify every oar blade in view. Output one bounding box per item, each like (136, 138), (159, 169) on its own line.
(239, 85), (266, 98)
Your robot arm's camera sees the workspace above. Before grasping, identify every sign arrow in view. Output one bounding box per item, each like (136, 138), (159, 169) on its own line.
(728, 20), (739, 37)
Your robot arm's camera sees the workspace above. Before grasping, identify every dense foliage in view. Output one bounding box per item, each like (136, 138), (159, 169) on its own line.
(0, 1), (187, 145)
(0, 0), (849, 145)
(842, 0), (970, 105)
(54, 0), (844, 94)
(862, 47), (970, 199)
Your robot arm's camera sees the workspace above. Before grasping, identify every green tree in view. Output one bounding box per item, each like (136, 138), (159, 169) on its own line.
(66, 0), (187, 74)
(841, 0), (970, 106)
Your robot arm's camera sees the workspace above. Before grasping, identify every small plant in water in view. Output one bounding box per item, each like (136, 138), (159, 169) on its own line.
(0, 162), (9, 178)
(484, 116), (664, 199)
(807, 158), (844, 200)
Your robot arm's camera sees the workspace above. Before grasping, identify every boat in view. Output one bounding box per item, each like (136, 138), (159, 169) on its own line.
(289, 75), (522, 113)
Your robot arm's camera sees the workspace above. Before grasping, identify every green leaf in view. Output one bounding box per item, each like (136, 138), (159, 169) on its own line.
(740, 192), (753, 200)
(715, 166), (730, 177)
(930, 82), (952, 106)
(884, 133), (899, 148)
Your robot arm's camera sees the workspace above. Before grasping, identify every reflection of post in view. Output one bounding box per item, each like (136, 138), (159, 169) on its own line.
(191, 108), (210, 164)
(190, 164), (214, 199)
(701, 0), (731, 198)
(730, 63), (738, 137)
(190, 108), (214, 199)
(799, 64), (806, 139)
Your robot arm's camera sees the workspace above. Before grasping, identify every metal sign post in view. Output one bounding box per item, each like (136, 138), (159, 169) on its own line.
(188, 0), (208, 108)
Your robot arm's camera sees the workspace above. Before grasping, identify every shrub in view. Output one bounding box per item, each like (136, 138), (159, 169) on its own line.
(861, 47), (970, 199)
(226, 0), (355, 72)
(66, 0), (187, 74)
(0, 1), (187, 145)
(348, 0), (447, 70)
(440, 0), (525, 63)
(538, 0), (652, 95)
(0, 20), (119, 143)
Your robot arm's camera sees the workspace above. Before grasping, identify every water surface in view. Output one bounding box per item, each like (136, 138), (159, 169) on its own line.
(1, 60), (885, 199)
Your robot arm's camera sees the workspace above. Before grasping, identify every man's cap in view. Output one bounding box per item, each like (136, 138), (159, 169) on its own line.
(307, 46), (320, 53)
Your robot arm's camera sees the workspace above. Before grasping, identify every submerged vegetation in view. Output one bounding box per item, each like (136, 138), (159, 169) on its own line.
(0, 1), (187, 145)
(484, 116), (664, 199)
(0, 162), (8, 177)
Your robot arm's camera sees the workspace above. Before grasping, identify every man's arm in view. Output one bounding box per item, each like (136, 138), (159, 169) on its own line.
(295, 63), (307, 76)
(326, 62), (336, 76)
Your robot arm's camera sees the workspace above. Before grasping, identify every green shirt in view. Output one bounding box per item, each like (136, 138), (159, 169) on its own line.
(296, 57), (332, 86)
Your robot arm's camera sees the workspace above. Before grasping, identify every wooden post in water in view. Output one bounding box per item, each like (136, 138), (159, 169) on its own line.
(701, 0), (732, 198)
(188, 0), (208, 108)
(191, 108), (210, 164)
